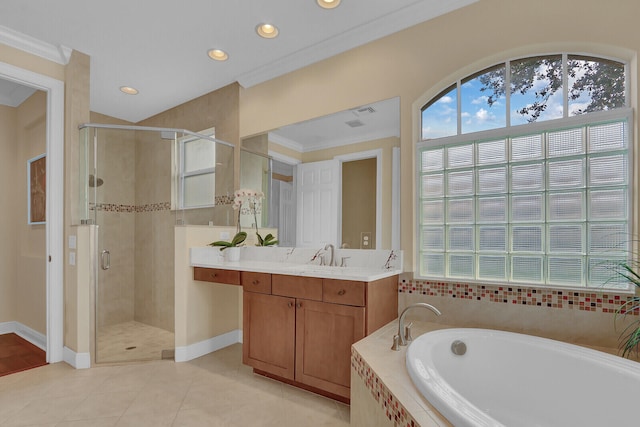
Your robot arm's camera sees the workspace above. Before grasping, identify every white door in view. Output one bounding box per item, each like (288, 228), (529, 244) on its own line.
(279, 180), (296, 247)
(296, 159), (340, 247)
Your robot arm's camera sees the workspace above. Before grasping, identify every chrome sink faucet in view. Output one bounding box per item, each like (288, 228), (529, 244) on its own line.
(323, 243), (336, 266)
(391, 303), (441, 351)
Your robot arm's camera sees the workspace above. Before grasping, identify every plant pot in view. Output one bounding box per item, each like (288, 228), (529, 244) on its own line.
(226, 247), (241, 262)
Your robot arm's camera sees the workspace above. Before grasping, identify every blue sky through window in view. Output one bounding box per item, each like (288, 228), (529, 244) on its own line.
(421, 55), (624, 140)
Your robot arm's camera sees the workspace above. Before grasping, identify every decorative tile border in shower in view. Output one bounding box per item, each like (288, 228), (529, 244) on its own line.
(351, 347), (419, 427)
(399, 279), (639, 316)
(215, 194), (234, 205)
(91, 202), (171, 213)
(90, 196), (232, 213)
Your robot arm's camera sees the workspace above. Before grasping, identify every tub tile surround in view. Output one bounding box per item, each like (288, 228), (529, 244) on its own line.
(351, 320), (637, 427)
(351, 321), (452, 427)
(397, 280), (639, 350)
(399, 277), (639, 315)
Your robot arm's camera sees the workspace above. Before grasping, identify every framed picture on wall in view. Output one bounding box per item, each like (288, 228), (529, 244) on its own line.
(28, 153), (46, 224)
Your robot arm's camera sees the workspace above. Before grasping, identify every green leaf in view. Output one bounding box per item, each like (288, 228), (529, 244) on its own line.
(209, 240), (232, 248)
(231, 232), (247, 246)
(256, 232), (264, 246)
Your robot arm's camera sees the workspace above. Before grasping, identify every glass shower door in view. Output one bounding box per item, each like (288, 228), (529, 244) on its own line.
(89, 126), (177, 364)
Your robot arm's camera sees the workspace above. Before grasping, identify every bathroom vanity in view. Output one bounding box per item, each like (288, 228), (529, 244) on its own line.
(190, 246), (401, 402)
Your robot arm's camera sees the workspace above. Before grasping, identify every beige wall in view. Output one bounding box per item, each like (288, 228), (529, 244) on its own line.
(239, 0), (640, 273)
(0, 43), (65, 82)
(64, 50), (91, 353)
(238, 0), (640, 347)
(0, 92), (47, 335)
(342, 158), (376, 249)
(14, 91), (47, 334)
(5, 0), (639, 358)
(174, 226), (242, 347)
(132, 84), (241, 333)
(0, 105), (18, 324)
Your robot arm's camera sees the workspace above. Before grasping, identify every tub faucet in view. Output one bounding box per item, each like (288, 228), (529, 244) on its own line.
(391, 303), (441, 351)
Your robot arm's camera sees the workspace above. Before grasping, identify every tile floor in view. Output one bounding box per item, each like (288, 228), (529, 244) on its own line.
(0, 344), (350, 427)
(96, 321), (175, 364)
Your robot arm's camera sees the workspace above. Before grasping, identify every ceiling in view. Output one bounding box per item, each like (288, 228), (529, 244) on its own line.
(0, 0), (476, 123)
(269, 97), (399, 152)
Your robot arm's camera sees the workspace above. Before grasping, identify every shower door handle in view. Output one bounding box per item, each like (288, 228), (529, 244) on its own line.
(101, 250), (111, 270)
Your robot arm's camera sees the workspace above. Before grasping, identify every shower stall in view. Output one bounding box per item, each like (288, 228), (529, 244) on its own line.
(78, 124), (234, 364)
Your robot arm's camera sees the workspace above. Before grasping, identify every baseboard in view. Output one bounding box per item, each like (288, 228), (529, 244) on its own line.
(63, 346), (91, 369)
(0, 321), (46, 351)
(175, 329), (242, 362)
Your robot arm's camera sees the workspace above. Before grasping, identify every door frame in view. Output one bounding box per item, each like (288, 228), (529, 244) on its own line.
(0, 61), (65, 363)
(335, 149), (382, 249)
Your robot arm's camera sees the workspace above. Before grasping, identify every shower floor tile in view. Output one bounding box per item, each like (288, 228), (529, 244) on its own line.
(96, 321), (174, 364)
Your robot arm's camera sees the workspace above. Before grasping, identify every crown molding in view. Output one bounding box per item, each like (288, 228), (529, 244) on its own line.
(0, 25), (71, 65)
(268, 132), (304, 153)
(302, 128), (400, 153)
(237, 0), (478, 88)
(270, 126), (399, 154)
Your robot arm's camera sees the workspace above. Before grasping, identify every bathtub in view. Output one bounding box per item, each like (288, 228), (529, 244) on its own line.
(406, 328), (640, 427)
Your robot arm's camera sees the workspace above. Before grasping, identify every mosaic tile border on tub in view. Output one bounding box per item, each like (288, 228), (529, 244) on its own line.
(399, 279), (639, 316)
(351, 347), (420, 427)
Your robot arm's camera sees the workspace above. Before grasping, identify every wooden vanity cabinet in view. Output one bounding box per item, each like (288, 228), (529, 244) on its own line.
(193, 267), (240, 285)
(242, 272), (398, 402)
(242, 291), (295, 380)
(295, 299), (365, 397)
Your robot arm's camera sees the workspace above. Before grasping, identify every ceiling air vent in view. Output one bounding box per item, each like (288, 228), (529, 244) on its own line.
(345, 119), (365, 128)
(355, 106), (376, 115)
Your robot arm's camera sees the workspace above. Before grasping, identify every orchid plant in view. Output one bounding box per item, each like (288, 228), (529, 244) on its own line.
(209, 189), (277, 250)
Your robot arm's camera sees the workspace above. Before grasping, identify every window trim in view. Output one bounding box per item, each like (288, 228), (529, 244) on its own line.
(415, 108), (635, 293)
(177, 127), (217, 210)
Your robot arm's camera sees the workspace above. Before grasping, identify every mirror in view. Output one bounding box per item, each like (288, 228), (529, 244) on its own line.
(241, 97), (400, 249)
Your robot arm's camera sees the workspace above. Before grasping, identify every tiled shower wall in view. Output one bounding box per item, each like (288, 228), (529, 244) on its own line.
(94, 126), (136, 328)
(93, 124), (177, 332)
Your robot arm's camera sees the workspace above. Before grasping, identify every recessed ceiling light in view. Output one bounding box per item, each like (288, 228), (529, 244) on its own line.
(317, 0), (341, 9)
(207, 49), (229, 61)
(256, 23), (279, 39)
(120, 86), (138, 95)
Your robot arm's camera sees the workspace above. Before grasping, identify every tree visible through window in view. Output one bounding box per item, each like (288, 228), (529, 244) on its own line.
(417, 54), (630, 290)
(422, 54), (626, 139)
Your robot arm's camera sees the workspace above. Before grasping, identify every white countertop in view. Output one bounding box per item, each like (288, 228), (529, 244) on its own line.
(190, 246), (403, 282)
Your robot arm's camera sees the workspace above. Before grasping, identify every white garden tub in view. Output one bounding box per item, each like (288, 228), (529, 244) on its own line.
(406, 328), (640, 427)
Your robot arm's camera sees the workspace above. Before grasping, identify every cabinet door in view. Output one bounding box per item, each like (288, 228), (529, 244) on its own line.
(243, 292), (296, 380)
(295, 299), (365, 398)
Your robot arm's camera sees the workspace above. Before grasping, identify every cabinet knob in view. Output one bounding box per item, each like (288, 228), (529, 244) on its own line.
(287, 302), (294, 308)
(252, 280), (260, 285)
(296, 302), (302, 309)
(210, 273), (217, 278)
(338, 289), (346, 296)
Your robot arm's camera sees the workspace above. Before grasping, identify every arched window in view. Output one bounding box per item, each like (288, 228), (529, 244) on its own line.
(416, 54), (631, 290)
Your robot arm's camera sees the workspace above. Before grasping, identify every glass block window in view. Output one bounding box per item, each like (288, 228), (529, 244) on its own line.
(418, 118), (630, 289)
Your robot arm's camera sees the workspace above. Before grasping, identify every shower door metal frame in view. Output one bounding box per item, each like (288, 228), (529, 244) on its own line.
(79, 123), (233, 364)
